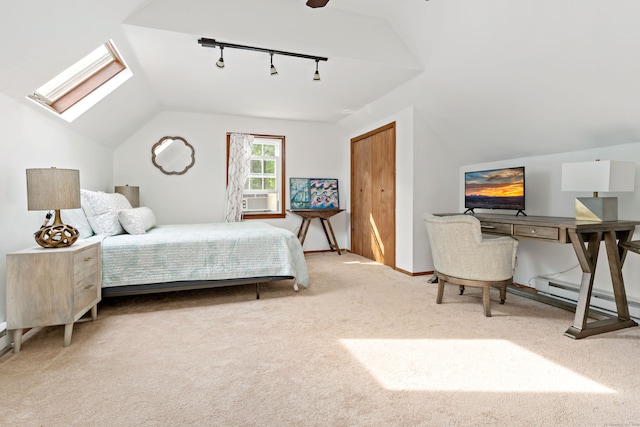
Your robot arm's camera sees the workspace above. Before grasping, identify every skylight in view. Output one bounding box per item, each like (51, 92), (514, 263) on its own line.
(27, 40), (132, 122)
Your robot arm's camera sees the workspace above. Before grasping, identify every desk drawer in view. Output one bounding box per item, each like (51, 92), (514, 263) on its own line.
(514, 225), (559, 240)
(480, 221), (512, 235)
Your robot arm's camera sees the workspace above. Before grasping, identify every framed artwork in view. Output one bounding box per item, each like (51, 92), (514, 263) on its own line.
(290, 178), (339, 209)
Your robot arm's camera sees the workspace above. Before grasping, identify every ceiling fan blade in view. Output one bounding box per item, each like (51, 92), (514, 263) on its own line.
(306, 0), (330, 8)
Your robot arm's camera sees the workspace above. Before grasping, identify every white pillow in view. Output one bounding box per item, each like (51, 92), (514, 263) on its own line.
(60, 208), (94, 239)
(81, 189), (132, 236)
(118, 207), (156, 235)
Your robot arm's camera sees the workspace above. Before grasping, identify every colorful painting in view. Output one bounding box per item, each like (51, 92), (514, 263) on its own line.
(290, 178), (339, 210)
(290, 178), (311, 209)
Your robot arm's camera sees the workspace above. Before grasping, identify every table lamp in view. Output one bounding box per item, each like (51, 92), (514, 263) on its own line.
(114, 184), (139, 208)
(26, 167), (81, 248)
(561, 160), (635, 221)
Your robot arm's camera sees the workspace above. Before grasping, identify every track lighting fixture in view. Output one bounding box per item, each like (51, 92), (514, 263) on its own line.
(270, 52), (278, 76)
(313, 59), (321, 81)
(198, 38), (327, 81)
(216, 46), (225, 68)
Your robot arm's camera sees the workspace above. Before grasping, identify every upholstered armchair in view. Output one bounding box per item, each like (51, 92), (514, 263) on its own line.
(423, 213), (519, 317)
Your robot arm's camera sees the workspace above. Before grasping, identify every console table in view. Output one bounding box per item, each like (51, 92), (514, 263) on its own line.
(469, 213), (639, 339)
(289, 209), (344, 254)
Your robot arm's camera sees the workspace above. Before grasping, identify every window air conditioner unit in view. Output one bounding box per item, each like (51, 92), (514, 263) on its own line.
(242, 194), (277, 212)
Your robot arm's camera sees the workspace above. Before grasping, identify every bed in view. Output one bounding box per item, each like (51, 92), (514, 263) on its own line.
(96, 222), (308, 298)
(65, 190), (309, 299)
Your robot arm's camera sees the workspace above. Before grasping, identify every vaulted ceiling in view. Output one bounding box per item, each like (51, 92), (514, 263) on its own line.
(122, 0), (422, 121)
(2, 0), (640, 164)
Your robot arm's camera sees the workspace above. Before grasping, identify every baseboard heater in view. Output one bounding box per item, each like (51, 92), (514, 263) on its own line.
(0, 322), (10, 356)
(535, 278), (640, 322)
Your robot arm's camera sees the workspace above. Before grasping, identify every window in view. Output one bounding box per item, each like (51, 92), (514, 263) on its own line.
(227, 134), (286, 219)
(27, 40), (132, 122)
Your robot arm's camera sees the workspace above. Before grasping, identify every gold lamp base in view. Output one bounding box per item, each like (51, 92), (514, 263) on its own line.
(34, 210), (79, 248)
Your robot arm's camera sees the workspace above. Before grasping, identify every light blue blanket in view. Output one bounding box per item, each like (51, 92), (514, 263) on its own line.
(95, 222), (309, 289)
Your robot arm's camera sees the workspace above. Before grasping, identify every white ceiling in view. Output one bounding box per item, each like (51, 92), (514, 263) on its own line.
(3, 0), (640, 164)
(120, 0), (422, 121)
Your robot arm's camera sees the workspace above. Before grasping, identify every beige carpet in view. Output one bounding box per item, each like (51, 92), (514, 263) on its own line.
(2, 251), (640, 426)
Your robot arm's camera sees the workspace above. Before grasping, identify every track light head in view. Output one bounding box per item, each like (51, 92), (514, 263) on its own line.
(270, 53), (278, 76)
(313, 59), (321, 81)
(216, 46), (225, 68)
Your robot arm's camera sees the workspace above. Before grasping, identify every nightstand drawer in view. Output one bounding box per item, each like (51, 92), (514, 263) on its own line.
(74, 244), (100, 313)
(75, 272), (100, 309)
(74, 245), (99, 280)
(480, 221), (512, 235)
(514, 225), (559, 240)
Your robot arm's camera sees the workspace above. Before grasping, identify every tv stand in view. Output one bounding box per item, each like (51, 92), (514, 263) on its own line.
(464, 208), (527, 216)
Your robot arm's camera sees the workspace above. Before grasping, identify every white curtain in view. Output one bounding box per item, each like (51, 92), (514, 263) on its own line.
(225, 133), (253, 222)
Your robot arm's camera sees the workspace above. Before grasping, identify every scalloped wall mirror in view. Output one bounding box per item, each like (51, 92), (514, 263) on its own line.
(151, 136), (195, 175)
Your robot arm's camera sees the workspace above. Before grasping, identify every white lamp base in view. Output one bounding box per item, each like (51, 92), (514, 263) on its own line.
(575, 197), (618, 222)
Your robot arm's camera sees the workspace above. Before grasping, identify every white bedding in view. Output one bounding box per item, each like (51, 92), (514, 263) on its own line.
(95, 222), (309, 289)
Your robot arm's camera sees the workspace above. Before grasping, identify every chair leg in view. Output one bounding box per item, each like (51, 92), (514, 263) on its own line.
(499, 285), (507, 304)
(482, 286), (492, 317)
(459, 285), (465, 295)
(436, 280), (445, 304)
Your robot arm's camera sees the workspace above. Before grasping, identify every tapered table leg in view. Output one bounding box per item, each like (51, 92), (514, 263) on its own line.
(320, 218), (342, 255)
(289, 209), (345, 253)
(64, 323), (73, 347)
(564, 230), (638, 339)
(297, 218), (312, 246)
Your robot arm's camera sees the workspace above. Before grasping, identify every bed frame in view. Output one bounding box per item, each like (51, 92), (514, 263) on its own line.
(101, 276), (297, 299)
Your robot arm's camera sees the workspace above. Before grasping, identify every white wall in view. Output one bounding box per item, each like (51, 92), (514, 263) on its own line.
(339, 105), (459, 274)
(339, 107), (416, 273)
(461, 141), (640, 303)
(113, 111), (349, 252)
(0, 92), (113, 327)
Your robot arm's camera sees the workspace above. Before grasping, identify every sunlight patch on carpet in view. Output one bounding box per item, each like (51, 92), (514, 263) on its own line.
(340, 339), (615, 393)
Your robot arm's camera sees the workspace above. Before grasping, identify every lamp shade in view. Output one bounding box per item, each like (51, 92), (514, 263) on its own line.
(114, 185), (139, 208)
(26, 168), (80, 210)
(561, 160), (635, 193)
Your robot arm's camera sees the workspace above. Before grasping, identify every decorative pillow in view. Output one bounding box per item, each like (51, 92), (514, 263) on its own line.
(81, 189), (132, 236)
(118, 207), (156, 235)
(60, 208), (94, 239)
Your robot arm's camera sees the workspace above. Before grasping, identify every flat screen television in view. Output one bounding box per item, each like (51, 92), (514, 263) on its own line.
(464, 166), (526, 216)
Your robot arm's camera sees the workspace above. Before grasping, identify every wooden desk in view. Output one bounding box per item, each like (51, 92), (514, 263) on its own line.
(289, 209), (344, 254)
(469, 213), (639, 339)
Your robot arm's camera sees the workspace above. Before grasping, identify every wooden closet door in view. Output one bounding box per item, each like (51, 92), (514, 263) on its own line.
(350, 123), (396, 268)
(351, 136), (374, 260)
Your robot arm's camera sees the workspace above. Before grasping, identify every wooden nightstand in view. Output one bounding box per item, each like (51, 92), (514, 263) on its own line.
(6, 240), (101, 353)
